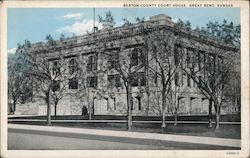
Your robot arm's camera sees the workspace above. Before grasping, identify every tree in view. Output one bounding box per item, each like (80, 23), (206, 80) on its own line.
(205, 20), (240, 47)
(176, 18), (184, 28)
(103, 43), (145, 130)
(184, 20), (191, 30)
(22, 35), (72, 124)
(8, 40), (33, 114)
(97, 16), (145, 129)
(60, 34), (66, 41)
(168, 84), (185, 126)
(183, 46), (238, 129)
(98, 11), (115, 29)
(122, 18), (132, 27)
(147, 30), (178, 128)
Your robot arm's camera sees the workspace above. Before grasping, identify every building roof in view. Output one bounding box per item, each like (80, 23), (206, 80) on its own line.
(29, 14), (238, 53)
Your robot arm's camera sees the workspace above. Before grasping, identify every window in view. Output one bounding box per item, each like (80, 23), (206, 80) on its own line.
(69, 77), (78, 89)
(131, 72), (146, 87)
(207, 54), (215, 72)
(69, 58), (78, 74)
(87, 76), (98, 88)
(131, 73), (138, 87)
(138, 97), (141, 110)
(218, 56), (223, 71)
(131, 49), (144, 67)
(186, 48), (193, 67)
(108, 74), (121, 87)
(175, 73), (179, 86)
(198, 51), (205, 70)
(87, 54), (98, 72)
(135, 96), (142, 110)
(131, 50), (139, 66)
(174, 45), (181, 65)
(154, 74), (158, 86)
(187, 75), (191, 87)
(108, 52), (119, 69)
(138, 72), (146, 86)
(52, 60), (60, 75)
(52, 80), (60, 92)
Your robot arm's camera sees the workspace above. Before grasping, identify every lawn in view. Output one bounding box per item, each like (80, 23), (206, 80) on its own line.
(8, 114), (241, 139)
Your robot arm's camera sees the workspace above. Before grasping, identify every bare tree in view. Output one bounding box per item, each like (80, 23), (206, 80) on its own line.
(8, 40), (34, 114)
(168, 85), (181, 126)
(183, 46), (238, 129)
(103, 43), (145, 130)
(147, 30), (178, 128)
(97, 12), (146, 130)
(22, 35), (73, 124)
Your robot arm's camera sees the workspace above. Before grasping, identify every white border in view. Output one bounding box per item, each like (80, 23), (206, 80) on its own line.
(1, 1), (249, 158)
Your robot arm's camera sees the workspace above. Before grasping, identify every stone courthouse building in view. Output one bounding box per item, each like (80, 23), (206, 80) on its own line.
(16, 14), (239, 116)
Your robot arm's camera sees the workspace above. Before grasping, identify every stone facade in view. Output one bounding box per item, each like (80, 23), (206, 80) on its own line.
(16, 14), (239, 116)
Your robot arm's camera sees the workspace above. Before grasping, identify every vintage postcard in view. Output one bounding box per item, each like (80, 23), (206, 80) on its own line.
(0, 0), (249, 157)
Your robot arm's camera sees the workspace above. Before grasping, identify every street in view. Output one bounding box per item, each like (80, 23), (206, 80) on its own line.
(8, 130), (175, 150)
(8, 124), (240, 150)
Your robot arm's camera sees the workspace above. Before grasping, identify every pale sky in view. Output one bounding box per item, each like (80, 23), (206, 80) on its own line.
(8, 8), (240, 53)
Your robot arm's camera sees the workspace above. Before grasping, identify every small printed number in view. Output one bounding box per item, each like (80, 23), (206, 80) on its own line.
(226, 152), (239, 155)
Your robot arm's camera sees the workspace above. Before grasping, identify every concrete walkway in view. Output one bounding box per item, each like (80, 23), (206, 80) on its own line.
(8, 124), (240, 148)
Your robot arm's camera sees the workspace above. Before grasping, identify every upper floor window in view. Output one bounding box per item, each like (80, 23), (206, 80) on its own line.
(52, 60), (60, 76)
(108, 52), (119, 70)
(174, 45), (181, 66)
(198, 51), (205, 70)
(207, 53), (215, 72)
(87, 54), (98, 72)
(69, 58), (78, 74)
(69, 77), (78, 89)
(186, 48), (194, 67)
(87, 76), (98, 88)
(154, 74), (158, 86)
(175, 73), (179, 86)
(218, 56), (223, 71)
(108, 74), (121, 87)
(131, 72), (146, 87)
(187, 75), (191, 87)
(131, 49), (144, 67)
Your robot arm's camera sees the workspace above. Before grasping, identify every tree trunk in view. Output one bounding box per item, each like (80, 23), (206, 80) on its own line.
(127, 84), (133, 131)
(12, 99), (17, 114)
(47, 89), (51, 126)
(54, 104), (57, 116)
(215, 105), (220, 129)
(92, 98), (95, 116)
(208, 99), (213, 128)
(174, 110), (178, 126)
(145, 92), (150, 116)
(234, 98), (238, 113)
(161, 91), (166, 128)
(174, 98), (179, 126)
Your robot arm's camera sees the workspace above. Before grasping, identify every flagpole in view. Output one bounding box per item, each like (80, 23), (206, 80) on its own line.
(93, 8), (95, 33)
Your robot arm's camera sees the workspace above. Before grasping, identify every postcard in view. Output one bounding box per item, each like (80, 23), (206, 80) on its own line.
(1, 0), (249, 157)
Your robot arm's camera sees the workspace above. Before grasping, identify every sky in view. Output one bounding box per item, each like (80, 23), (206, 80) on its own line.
(7, 8), (240, 54)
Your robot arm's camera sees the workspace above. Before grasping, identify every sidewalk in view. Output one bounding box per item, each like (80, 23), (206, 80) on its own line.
(8, 124), (240, 148)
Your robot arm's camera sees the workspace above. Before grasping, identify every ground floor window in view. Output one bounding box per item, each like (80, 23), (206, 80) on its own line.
(69, 77), (78, 89)
(87, 76), (98, 88)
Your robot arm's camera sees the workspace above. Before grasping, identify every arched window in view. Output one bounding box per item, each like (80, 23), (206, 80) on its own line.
(52, 60), (60, 75)
(131, 48), (144, 66)
(87, 54), (98, 72)
(69, 58), (78, 74)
